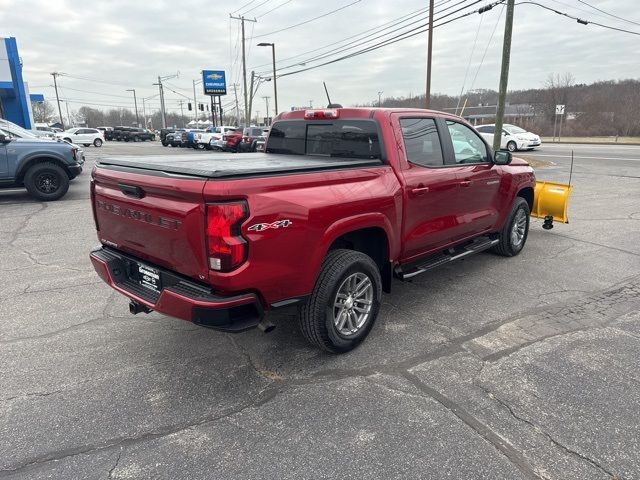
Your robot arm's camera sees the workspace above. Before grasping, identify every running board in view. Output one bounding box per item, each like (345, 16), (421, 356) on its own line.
(395, 237), (499, 280)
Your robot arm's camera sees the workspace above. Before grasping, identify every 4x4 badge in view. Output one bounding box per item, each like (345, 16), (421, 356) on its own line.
(248, 219), (293, 232)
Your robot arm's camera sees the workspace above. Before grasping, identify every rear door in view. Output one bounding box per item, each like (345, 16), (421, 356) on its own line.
(92, 166), (209, 281)
(393, 115), (465, 261)
(442, 119), (501, 239)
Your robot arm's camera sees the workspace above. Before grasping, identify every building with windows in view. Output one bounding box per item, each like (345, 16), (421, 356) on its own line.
(0, 37), (44, 129)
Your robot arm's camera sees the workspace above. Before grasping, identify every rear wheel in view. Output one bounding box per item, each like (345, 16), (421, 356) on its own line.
(196, 143), (206, 150)
(24, 163), (69, 201)
(299, 249), (381, 353)
(93, 138), (103, 147)
(63, 137), (72, 143)
(492, 197), (530, 257)
(83, 144), (90, 147)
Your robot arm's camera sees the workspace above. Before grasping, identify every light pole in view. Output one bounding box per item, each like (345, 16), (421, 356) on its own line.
(126, 89), (139, 126)
(377, 91), (383, 107)
(257, 42), (278, 116)
(153, 72), (179, 129)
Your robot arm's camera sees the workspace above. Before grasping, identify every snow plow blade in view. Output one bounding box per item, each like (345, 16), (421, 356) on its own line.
(531, 181), (572, 228)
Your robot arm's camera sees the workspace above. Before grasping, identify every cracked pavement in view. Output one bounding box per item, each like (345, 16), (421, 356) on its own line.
(1, 141), (639, 479)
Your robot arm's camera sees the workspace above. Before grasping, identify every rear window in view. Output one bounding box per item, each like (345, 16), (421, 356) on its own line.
(266, 120), (381, 159)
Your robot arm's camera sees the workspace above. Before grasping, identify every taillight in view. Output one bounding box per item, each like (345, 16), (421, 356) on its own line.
(206, 202), (248, 272)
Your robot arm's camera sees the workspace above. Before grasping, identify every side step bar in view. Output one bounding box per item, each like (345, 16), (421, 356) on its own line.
(395, 236), (499, 280)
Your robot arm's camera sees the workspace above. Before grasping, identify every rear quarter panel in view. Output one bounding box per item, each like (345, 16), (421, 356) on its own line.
(203, 166), (402, 304)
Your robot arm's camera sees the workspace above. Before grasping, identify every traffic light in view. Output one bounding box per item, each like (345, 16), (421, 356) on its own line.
(188, 102), (192, 111)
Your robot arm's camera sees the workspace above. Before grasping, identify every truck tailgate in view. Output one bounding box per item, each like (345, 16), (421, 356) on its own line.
(92, 166), (209, 282)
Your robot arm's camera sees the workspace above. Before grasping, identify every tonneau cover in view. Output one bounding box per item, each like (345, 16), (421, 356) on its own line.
(96, 153), (382, 179)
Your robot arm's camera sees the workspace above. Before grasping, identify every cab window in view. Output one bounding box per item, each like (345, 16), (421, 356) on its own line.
(399, 118), (443, 167)
(446, 120), (489, 164)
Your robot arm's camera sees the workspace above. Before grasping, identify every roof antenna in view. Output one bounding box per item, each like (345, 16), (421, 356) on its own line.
(323, 81), (342, 108)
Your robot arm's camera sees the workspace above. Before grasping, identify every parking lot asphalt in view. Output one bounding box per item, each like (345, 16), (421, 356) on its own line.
(1, 141), (639, 479)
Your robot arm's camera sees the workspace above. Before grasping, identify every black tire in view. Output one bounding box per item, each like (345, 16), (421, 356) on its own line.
(507, 141), (517, 152)
(63, 137), (72, 143)
(492, 197), (530, 257)
(196, 143), (205, 150)
(24, 162), (70, 201)
(82, 144), (90, 147)
(93, 138), (103, 147)
(299, 249), (382, 353)
(162, 140), (169, 146)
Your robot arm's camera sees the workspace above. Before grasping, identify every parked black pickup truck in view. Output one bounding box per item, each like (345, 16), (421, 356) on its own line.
(120, 128), (155, 142)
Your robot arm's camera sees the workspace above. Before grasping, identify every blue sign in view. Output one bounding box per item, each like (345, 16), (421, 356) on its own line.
(202, 70), (226, 96)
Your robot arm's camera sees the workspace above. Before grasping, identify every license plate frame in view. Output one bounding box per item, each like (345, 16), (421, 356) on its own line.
(137, 263), (162, 293)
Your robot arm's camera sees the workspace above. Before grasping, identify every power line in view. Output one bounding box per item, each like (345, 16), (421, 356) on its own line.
(58, 72), (135, 87)
(250, 1), (440, 70)
(575, 0), (640, 27)
(46, 85), (134, 99)
(240, 0), (271, 16)
(259, 0), (472, 76)
(232, 0), (257, 14)
(256, 0), (294, 18)
(276, 0), (494, 78)
(516, 2), (640, 36)
(254, 0), (362, 38)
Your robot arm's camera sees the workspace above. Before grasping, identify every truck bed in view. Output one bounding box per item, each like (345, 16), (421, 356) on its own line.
(96, 153), (383, 179)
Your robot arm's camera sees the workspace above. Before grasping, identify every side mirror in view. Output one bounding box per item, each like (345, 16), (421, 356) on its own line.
(0, 133), (9, 143)
(502, 131), (508, 136)
(494, 150), (512, 165)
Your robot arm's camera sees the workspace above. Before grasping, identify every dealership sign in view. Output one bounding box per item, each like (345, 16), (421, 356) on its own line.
(202, 70), (226, 96)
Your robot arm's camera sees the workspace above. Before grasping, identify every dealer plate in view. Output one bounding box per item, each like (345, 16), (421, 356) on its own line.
(138, 264), (162, 293)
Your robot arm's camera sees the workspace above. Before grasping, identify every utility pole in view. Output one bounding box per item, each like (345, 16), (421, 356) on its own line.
(154, 76), (167, 129)
(425, 0), (434, 108)
(142, 97), (147, 128)
(248, 71), (256, 125)
(262, 96), (270, 125)
(153, 73), (178, 129)
(230, 14), (257, 126)
(178, 100), (185, 126)
(493, 0), (515, 152)
(126, 89), (139, 126)
(192, 79), (198, 122)
(377, 91), (383, 107)
(51, 72), (64, 128)
(231, 84), (241, 125)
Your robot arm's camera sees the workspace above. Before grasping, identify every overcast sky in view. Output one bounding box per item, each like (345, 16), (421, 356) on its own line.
(2, 0), (638, 118)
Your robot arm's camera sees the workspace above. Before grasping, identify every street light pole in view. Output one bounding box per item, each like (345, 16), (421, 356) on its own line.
(257, 42), (278, 116)
(126, 89), (139, 126)
(378, 91), (383, 107)
(425, 0), (434, 108)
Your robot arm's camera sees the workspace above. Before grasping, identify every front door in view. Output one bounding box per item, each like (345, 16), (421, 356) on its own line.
(393, 115), (465, 262)
(0, 141), (8, 178)
(442, 119), (502, 239)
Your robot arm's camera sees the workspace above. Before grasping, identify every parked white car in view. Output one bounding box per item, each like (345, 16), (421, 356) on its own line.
(195, 125), (238, 150)
(56, 128), (104, 147)
(475, 124), (541, 151)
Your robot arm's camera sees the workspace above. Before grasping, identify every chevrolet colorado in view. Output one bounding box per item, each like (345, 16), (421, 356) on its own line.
(90, 108), (535, 352)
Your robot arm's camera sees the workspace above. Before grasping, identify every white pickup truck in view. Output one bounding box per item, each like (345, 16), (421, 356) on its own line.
(195, 125), (238, 150)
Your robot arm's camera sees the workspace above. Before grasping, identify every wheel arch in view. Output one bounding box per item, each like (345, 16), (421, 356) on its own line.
(517, 186), (534, 211)
(318, 214), (397, 294)
(16, 156), (71, 183)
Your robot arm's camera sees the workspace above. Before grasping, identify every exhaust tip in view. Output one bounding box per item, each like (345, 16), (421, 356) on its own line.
(257, 318), (276, 333)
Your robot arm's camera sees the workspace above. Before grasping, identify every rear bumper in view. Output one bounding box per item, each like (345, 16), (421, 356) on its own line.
(90, 246), (264, 332)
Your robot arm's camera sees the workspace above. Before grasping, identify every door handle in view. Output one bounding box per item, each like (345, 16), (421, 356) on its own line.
(411, 186), (430, 195)
(459, 180), (472, 187)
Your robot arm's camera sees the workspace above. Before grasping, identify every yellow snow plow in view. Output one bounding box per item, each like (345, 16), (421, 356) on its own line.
(531, 181), (573, 229)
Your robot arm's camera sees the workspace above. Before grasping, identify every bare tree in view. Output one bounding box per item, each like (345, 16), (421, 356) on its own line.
(31, 101), (56, 123)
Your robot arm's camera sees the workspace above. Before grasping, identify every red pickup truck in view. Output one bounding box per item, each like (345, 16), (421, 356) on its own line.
(90, 107), (535, 352)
